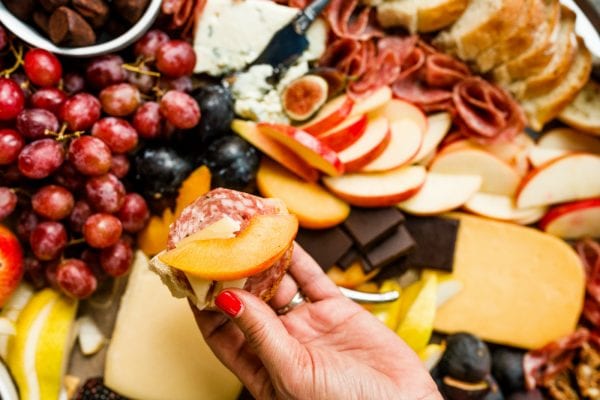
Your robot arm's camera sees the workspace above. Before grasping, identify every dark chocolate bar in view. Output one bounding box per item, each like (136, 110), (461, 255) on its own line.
(337, 248), (360, 270)
(403, 216), (459, 272)
(343, 207), (405, 250)
(363, 225), (415, 272)
(295, 227), (353, 272)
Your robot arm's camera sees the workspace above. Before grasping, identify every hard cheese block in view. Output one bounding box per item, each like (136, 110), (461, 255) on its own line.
(434, 213), (585, 349)
(104, 252), (242, 400)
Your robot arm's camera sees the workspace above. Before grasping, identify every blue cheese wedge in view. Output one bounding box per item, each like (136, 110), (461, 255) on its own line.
(194, 0), (327, 76)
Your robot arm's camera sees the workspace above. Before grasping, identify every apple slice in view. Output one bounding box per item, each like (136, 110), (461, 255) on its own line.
(538, 127), (600, 153)
(361, 118), (423, 172)
(232, 119), (319, 182)
(337, 117), (391, 172)
(539, 198), (600, 239)
(322, 165), (427, 207)
(350, 86), (393, 116)
(480, 133), (534, 176)
(369, 98), (427, 132)
(159, 214), (298, 280)
(528, 146), (568, 168)
(300, 96), (354, 135)
(430, 147), (521, 196)
(463, 193), (547, 223)
(413, 112), (452, 164)
(397, 173), (481, 215)
(516, 153), (600, 208)
(258, 123), (344, 176)
(257, 158), (350, 229)
(317, 114), (368, 152)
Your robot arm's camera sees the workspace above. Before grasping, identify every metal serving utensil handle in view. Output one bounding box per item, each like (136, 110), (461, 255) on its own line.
(293, 0), (331, 34)
(339, 287), (400, 304)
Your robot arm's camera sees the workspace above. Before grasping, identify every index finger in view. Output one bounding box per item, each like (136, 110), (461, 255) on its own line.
(288, 243), (341, 302)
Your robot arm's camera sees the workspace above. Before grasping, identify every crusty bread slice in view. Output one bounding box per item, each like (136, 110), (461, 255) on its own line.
(510, 6), (577, 99)
(492, 0), (561, 84)
(522, 37), (592, 131)
(376, 0), (468, 33)
(558, 79), (600, 136)
(432, 0), (522, 61)
(473, 0), (545, 72)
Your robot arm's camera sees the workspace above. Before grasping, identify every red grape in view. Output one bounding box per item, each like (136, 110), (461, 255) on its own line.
(10, 73), (32, 100)
(99, 239), (132, 277)
(31, 185), (74, 220)
(158, 75), (192, 93)
(60, 93), (101, 131)
(126, 66), (155, 94)
(44, 260), (59, 289)
(132, 101), (161, 139)
(30, 221), (67, 260)
(17, 210), (39, 241)
(53, 161), (85, 191)
(86, 55), (125, 90)
(23, 257), (46, 289)
(156, 40), (196, 78)
(159, 90), (201, 129)
(85, 173), (125, 213)
(0, 187), (17, 220)
(80, 248), (106, 282)
(0, 78), (25, 121)
(134, 30), (169, 60)
(91, 117), (138, 153)
(56, 259), (97, 299)
(23, 49), (62, 88)
(99, 83), (141, 117)
(63, 72), (86, 95)
(16, 108), (59, 140)
(68, 135), (112, 176)
(29, 88), (68, 115)
(0, 129), (25, 165)
(69, 200), (92, 233)
(83, 213), (122, 248)
(18, 138), (65, 179)
(109, 154), (129, 178)
(117, 193), (149, 232)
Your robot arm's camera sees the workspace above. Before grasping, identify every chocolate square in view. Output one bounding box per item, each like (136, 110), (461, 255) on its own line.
(373, 257), (411, 281)
(364, 225), (415, 271)
(403, 216), (459, 272)
(295, 227), (353, 272)
(337, 248), (360, 270)
(343, 207), (405, 250)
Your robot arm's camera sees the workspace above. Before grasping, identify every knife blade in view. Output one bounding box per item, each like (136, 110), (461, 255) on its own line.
(250, 0), (331, 70)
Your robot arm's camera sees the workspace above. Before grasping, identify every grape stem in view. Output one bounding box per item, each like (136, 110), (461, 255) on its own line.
(44, 123), (85, 142)
(0, 42), (24, 78)
(66, 238), (86, 247)
(122, 62), (161, 78)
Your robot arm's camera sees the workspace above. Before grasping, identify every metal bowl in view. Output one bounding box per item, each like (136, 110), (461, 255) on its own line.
(0, 0), (162, 57)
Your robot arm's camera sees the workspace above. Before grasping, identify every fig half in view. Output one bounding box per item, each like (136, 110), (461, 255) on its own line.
(281, 75), (328, 122)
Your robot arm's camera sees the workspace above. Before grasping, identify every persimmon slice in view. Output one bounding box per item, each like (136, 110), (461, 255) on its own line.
(159, 214), (298, 280)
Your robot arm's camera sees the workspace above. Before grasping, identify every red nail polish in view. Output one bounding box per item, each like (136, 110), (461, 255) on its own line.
(215, 290), (243, 317)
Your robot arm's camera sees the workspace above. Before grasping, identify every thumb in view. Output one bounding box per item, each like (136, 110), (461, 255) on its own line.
(214, 289), (299, 369)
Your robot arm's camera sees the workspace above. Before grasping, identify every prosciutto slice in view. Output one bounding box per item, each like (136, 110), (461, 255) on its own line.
(326, 0), (382, 41)
(161, 0), (206, 38)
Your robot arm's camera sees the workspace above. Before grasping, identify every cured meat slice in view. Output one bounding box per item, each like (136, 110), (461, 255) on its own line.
(326, 0), (382, 41)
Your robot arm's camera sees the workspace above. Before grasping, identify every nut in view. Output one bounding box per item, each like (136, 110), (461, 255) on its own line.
(72, 0), (109, 28)
(48, 6), (96, 47)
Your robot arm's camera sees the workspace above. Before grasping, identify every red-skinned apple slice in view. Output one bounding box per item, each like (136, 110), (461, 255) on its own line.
(337, 117), (391, 172)
(528, 146), (568, 168)
(430, 147), (521, 196)
(0, 225), (23, 307)
(258, 123), (344, 176)
(322, 165), (426, 207)
(232, 119), (319, 182)
(413, 112), (452, 164)
(300, 96), (354, 135)
(397, 173), (481, 215)
(538, 127), (600, 153)
(463, 193), (547, 223)
(369, 98), (426, 131)
(361, 118), (423, 172)
(350, 86), (393, 117)
(538, 198), (600, 239)
(516, 153), (600, 208)
(317, 114), (368, 152)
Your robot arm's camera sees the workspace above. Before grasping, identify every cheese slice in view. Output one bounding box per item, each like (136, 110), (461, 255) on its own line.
(434, 213), (585, 349)
(105, 252), (242, 400)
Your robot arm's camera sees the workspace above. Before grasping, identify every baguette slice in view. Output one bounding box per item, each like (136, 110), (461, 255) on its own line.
(559, 79), (600, 136)
(492, 0), (561, 84)
(523, 37), (592, 131)
(510, 6), (577, 99)
(473, 0), (545, 72)
(432, 0), (523, 61)
(377, 0), (468, 33)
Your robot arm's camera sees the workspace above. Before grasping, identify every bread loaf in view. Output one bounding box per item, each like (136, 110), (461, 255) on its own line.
(376, 0), (468, 33)
(559, 79), (600, 135)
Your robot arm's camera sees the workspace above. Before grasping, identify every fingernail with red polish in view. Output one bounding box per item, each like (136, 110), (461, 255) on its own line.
(215, 290), (243, 318)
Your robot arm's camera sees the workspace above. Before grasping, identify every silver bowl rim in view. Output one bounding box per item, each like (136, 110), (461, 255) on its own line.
(0, 0), (162, 57)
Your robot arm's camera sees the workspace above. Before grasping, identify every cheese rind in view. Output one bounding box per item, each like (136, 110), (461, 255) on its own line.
(434, 213), (585, 349)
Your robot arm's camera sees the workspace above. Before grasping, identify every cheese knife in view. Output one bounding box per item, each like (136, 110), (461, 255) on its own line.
(250, 0), (331, 70)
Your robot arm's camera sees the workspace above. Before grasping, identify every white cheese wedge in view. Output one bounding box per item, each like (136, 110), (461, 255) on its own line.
(105, 252), (242, 400)
(194, 0), (327, 75)
(176, 215), (240, 247)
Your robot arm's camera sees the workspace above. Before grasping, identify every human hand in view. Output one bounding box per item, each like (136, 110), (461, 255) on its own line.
(191, 244), (442, 400)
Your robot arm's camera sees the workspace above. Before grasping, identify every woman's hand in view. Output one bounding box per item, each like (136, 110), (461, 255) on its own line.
(191, 245), (442, 400)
